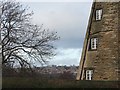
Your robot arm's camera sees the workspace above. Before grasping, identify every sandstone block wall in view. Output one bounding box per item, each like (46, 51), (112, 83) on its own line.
(77, 2), (120, 81)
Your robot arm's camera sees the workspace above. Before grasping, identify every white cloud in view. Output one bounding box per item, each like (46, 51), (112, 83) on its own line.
(29, 2), (92, 40)
(13, 2), (91, 66)
(16, 0), (93, 2)
(49, 48), (82, 66)
(23, 2), (91, 66)
(16, 0), (120, 2)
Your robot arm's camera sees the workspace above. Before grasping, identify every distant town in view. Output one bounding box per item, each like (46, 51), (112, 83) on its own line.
(3, 65), (79, 79)
(34, 65), (78, 77)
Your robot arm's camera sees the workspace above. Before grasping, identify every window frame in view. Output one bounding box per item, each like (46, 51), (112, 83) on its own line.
(91, 38), (98, 50)
(85, 70), (93, 80)
(89, 37), (98, 50)
(95, 9), (103, 21)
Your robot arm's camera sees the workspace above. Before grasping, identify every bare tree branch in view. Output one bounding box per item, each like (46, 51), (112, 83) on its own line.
(1, 1), (59, 68)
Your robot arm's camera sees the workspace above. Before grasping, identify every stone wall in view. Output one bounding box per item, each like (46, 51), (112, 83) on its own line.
(118, 2), (120, 81)
(77, 2), (120, 80)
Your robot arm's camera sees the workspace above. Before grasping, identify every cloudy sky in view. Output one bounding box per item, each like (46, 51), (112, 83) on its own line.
(18, 0), (93, 66)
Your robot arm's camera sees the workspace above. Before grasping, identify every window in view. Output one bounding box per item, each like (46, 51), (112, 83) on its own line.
(96, 9), (102, 20)
(90, 38), (98, 50)
(86, 70), (93, 80)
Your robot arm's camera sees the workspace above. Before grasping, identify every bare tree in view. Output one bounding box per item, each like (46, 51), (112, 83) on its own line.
(0, 1), (59, 68)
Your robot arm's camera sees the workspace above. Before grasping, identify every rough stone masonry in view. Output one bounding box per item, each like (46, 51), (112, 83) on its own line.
(76, 1), (120, 81)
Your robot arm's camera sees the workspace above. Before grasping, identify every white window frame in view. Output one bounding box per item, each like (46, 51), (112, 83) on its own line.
(91, 38), (98, 50)
(96, 9), (102, 20)
(86, 70), (93, 80)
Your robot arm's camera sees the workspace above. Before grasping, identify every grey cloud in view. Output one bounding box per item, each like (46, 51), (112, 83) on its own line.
(22, 2), (92, 65)
(54, 37), (84, 49)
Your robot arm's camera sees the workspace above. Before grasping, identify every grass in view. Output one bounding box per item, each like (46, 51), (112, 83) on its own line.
(2, 77), (119, 88)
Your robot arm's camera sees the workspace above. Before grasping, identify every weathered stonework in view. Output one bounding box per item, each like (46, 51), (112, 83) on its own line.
(76, 1), (120, 81)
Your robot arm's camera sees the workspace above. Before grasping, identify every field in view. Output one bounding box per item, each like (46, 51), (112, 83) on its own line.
(2, 77), (119, 88)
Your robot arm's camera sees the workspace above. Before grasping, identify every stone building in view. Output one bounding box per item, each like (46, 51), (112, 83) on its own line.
(76, 1), (120, 80)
